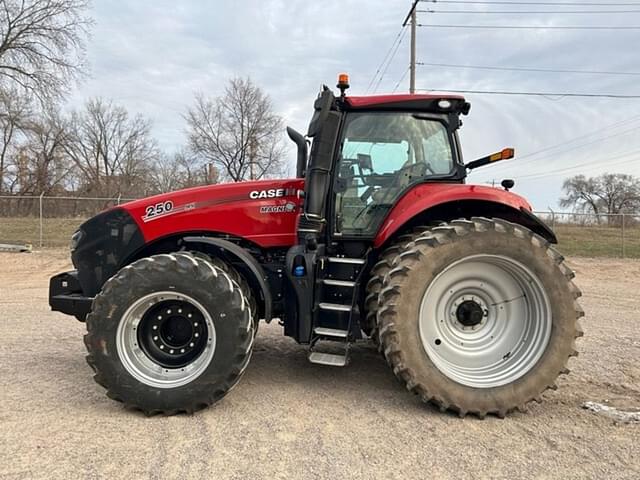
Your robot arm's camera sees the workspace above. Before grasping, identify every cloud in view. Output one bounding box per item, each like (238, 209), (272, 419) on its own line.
(70, 0), (640, 209)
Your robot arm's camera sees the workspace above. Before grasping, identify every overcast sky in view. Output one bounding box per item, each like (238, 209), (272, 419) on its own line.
(70, 0), (640, 210)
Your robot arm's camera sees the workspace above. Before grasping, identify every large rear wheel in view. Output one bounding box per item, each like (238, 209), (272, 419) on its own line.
(84, 252), (254, 414)
(377, 218), (584, 418)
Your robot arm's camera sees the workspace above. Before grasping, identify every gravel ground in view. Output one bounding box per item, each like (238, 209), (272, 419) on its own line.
(1, 251), (639, 480)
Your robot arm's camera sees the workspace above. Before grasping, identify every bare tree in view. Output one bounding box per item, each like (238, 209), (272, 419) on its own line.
(0, 0), (92, 102)
(0, 87), (31, 191)
(560, 173), (640, 220)
(149, 149), (213, 194)
(18, 107), (70, 194)
(63, 98), (159, 197)
(185, 77), (287, 182)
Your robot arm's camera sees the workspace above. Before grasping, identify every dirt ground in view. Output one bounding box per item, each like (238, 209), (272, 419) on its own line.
(0, 251), (638, 480)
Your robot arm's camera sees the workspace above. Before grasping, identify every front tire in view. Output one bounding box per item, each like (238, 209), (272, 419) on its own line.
(377, 218), (584, 418)
(84, 252), (253, 414)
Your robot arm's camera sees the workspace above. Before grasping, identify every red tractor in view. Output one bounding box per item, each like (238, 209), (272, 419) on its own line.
(50, 77), (583, 417)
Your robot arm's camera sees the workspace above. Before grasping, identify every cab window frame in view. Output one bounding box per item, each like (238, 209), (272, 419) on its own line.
(330, 110), (461, 239)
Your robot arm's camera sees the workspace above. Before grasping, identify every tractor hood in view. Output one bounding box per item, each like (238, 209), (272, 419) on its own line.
(119, 178), (305, 248)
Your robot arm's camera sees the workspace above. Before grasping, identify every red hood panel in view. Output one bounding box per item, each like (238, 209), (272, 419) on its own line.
(121, 179), (305, 248)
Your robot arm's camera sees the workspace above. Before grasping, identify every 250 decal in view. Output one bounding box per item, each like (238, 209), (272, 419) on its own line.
(143, 201), (174, 221)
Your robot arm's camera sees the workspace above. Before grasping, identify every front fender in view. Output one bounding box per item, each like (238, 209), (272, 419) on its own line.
(182, 236), (273, 322)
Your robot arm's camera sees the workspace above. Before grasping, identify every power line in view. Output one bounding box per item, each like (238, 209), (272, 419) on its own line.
(419, 9), (640, 13)
(479, 148), (640, 183)
(424, 1), (640, 6)
(417, 23), (640, 29)
(373, 27), (408, 93)
(393, 66), (411, 92)
(366, 26), (406, 93)
(489, 122), (640, 172)
(417, 88), (640, 98)
(477, 116), (640, 180)
(416, 62), (640, 76)
(514, 151), (640, 180)
(518, 116), (640, 160)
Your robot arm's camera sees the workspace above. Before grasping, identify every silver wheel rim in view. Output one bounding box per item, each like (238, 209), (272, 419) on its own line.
(116, 291), (216, 389)
(419, 255), (552, 388)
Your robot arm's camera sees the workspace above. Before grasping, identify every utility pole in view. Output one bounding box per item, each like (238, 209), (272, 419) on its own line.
(403, 1), (420, 94)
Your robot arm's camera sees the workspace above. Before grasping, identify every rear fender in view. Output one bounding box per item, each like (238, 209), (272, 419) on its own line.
(374, 184), (556, 248)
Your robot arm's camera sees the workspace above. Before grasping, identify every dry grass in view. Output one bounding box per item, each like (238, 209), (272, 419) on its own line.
(554, 224), (640, 258)
(0, 217), (88, 247)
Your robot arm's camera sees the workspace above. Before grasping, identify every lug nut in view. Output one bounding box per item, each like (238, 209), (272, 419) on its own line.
(153, 325), (158, 330)
(169, 349), (174, 354)
(153, 336), (158, 341)
(160, 345), (164, 350)
(167, 309), (172, 314)
(190, 342), (194, 347)
(180, 349), (185, 353)
(194, 322), (198, 327)
(194, 333), (199, 338)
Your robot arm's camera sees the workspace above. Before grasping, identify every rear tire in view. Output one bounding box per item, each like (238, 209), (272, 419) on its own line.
(84, 252), (254, 415)
(364, 227), (430, 343)
(377, 218), (584, 418)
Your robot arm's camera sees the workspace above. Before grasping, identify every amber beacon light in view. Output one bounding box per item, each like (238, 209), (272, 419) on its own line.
(337, 73), (350, 95)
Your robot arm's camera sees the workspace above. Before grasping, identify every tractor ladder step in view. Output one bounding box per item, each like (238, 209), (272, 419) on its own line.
(308, 351), (348, 367)
(327, 257), (366, 265)
(321, 279), (356, 287)
(318, 302), (351, 312)
(314, 327), (349, 339)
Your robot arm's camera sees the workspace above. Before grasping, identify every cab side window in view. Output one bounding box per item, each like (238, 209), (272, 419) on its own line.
(335, 113), (454, 235)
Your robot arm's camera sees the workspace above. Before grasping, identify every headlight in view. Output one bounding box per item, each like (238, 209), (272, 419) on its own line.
(70, 230), (83, 252)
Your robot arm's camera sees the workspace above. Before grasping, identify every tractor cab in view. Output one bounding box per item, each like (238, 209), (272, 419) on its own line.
(284, 81), (474, 362)
(288, 82), (471, 245)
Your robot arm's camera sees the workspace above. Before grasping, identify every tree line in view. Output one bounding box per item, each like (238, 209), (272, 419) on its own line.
(561, 173), (640, 219)
(0, 1), (287, 201)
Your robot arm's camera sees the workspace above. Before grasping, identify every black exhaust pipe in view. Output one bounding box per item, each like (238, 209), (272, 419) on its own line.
(286, 127), (308, 178)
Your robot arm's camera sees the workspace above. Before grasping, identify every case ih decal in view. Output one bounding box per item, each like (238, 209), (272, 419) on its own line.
(249, 188), (286, 199)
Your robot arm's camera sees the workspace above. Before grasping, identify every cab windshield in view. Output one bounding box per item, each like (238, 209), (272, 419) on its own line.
(335, 112), (455, 235)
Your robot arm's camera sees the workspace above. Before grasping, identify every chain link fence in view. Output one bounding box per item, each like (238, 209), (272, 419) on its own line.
(1, 195), (639, 257)
(0, 195), (134, 248)
(534, 211), (640, 258)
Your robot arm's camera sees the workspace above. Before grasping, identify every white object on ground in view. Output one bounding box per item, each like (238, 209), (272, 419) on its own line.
(0, 243), (32, 252)
(582, 401), (640, 423)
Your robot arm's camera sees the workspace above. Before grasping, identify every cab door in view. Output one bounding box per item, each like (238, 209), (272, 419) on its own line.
(333, 111), (455, 238)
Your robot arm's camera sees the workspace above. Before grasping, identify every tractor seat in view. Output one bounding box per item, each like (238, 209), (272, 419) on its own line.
(371, 162), (427, 203)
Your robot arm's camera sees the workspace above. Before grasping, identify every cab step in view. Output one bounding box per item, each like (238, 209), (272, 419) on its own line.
(308, 351), (348, 367)
(327, 257), (366, 265)
(321, 279), (356, 287)
(318, 302), (351, 312)
(314, 327), (349, 339)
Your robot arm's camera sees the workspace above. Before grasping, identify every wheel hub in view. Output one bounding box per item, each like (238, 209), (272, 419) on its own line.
(455, 300), (486, 328)
(138, 300), (208, 368)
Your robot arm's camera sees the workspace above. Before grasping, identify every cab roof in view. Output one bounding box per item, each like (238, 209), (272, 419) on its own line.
(343, 93), (469, 113)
